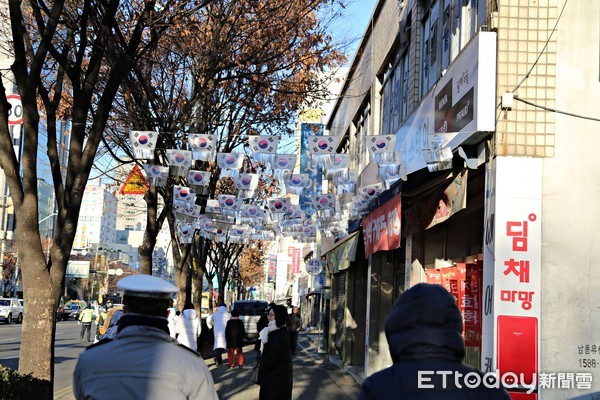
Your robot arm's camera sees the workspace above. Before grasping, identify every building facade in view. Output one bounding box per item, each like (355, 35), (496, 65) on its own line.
(325, 1), (600, 399)
(73, 179), (117, 249)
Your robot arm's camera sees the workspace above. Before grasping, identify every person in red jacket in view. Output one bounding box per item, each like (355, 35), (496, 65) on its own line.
(225, 309), (246, 368)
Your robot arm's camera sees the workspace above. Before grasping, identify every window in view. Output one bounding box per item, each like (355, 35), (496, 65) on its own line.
(381, 50), (410, 134)
(401, 53), (409, 119)
(421, 0), (440, 97)
(354, 104), (371, 168)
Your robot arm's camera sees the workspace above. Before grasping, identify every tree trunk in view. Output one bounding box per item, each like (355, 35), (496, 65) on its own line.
(16, 218), (69, 398)
(138, 185), (160, 275)
(207, 279), (215, 311)
(192, 268), (202, 310)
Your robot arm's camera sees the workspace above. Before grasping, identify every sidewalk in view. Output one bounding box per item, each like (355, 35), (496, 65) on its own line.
(55, 332), (361, 400)
(210, 332), (361, 400)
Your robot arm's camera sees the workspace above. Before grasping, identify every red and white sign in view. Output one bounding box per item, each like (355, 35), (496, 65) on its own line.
(290, 247), (301, 275)
(362, 194), (401, 257)
(6, 94), (23, 125)
(425, 262), (482, 348)
(483, 157), (542, 383)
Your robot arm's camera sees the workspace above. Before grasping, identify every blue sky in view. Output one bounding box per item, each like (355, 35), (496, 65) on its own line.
(332, 0), (378, 64)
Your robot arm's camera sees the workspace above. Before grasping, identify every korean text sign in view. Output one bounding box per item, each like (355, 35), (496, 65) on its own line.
(362, 194), (401, 257)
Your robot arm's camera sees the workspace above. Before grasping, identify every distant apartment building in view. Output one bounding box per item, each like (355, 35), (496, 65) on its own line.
(73, 179), (117, 249)
(37, 179), (56, 237)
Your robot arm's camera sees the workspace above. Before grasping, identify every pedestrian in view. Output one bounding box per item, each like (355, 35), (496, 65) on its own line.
(254, 302), (275, 354)
(175, 302), (201, 351)
(94, 307), (107, 341)
(73, 274), (218, 400)
(97, 308), (123, 341)
(206, 302), (230, 365)
(287, 306), (302, 355)
(257, 304), (292, 400)
(225, 308), (245, 368)
(358, 283), (511, 400)
(167, 304), (179, 338)
(78, 305), (94, 342)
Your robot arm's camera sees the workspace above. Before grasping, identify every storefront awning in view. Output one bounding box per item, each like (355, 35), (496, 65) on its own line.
(323, 231), (360, 274)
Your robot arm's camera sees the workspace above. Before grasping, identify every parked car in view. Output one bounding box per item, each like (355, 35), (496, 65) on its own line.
(231, 300), (268, 341)
(56, 298), (72, 321)
(0, 297), (23, 324)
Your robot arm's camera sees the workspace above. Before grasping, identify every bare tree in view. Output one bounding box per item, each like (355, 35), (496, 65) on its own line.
(101, 0), (347, 308)
(0, 0), (211, 393)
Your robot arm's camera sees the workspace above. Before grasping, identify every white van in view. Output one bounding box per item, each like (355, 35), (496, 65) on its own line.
(231, 300), (268, 341)
(0, 297), (23, 324)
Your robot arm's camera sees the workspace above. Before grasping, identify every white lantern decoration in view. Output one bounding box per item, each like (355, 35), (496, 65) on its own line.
(188, 134), (217, 162)
(129, 130), (158, 160)
(216, 152), (245, 178)
(166, 149), (193, 177)
(143, 164), (169, 187)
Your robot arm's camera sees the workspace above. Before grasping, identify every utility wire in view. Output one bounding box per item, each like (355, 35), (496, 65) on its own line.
(512, 0), (569, 93)
(513, 95), (600, 123)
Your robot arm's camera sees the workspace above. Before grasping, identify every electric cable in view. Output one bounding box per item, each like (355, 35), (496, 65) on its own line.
(513, 95), (600, 123)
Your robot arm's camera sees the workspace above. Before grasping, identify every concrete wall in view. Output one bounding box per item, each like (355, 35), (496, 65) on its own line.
(495, 0), (557, 157)
(540, 1), (600, 398)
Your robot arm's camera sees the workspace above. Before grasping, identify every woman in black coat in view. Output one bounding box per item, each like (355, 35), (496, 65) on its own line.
(258, 304), (293, 400)
(225, 309), (246, 368)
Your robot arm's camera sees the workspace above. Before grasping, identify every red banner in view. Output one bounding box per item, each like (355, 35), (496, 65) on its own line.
(425, 262), (482, 348)
(292, 248), (301, 274)
(268, 255), (276, 283)
(362, 194), (402, 257)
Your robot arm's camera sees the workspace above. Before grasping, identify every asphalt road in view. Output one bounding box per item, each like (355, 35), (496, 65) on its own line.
(0, 319), (92, 395)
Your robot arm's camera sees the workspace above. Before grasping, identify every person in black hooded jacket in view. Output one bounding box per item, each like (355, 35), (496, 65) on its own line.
(359, 283), (511, 400)
(258, 304), (293, 400)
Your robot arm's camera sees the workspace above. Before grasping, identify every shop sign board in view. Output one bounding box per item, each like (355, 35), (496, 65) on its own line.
(426, 262), (483, 347)
(305, 258), (322, 276)
(291, 248), (301, 274)
(362, 194), (401, 257)
(299, 123), (324, 216)
(66, 260), (90, 278)
(483, 156), (542, 387)
(267, 254), (277, 283)
(394, 32), (497, 175)
(325, 232), (360, 274)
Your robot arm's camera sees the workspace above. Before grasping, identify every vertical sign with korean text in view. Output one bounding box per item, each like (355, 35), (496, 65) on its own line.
(292, 248), (301, 274)
(493, 157), (542, 387)
(300, 123), (324, 216)
(268, 254), (277, 283)
(425, 263), (482, 348)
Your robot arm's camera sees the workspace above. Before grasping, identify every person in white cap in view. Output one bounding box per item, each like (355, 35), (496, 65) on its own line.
(72, 274), (218, 400)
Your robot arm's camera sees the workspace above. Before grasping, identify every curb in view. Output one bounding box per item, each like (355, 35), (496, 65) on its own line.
(54, 386), (74, 400)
